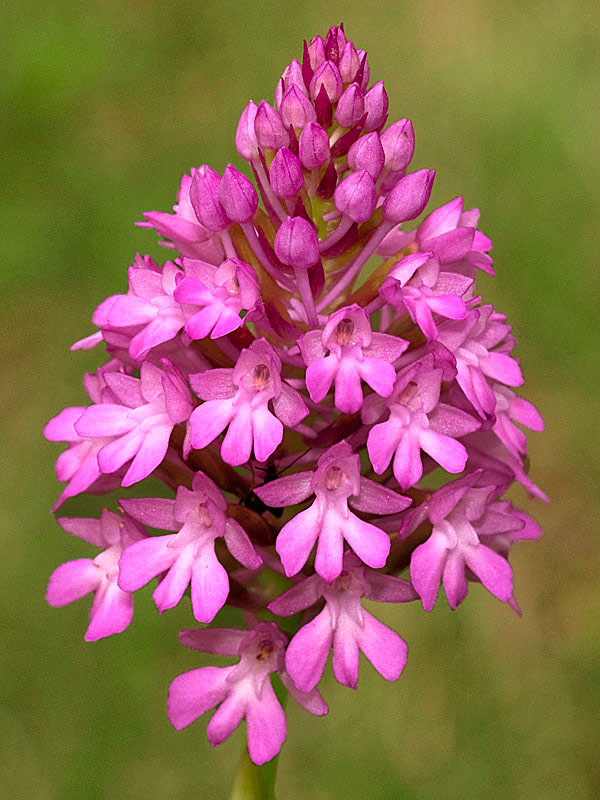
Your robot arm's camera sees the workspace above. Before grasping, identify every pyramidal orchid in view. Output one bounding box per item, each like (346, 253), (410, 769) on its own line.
(44, 24), (546, 793)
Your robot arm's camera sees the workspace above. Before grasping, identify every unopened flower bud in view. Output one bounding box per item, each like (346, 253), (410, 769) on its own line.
(307, 35), (326, 71)
(280, 85), (317, 131)
(309, 61), (344, 102)
(380, 118), (415, 172)
(363, 81), (389, 132)
(235, 102), (258, 161)
(334, 169), (376, 223)
(325, 25), (347, 63)
(274, 216), (319, 269)
(275, 58), (308, 109)
(219, 165), (259, 223)
(269, 147), (304, 198)
(335, 83), (365, 128)
(347, 132), (385, 180)
(190, 166), (230, 231)
(299, 121), (330, 169)
(254, 100), (289, 151)
(355, 50), (370, 89)
(339, 41), (360, 84)
(382, 168), (436, 223)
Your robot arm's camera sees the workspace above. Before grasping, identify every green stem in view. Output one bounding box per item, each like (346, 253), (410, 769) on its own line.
(229, 747), (280, 800)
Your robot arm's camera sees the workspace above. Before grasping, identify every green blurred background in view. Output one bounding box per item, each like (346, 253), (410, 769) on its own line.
(2, 1), (599, 797)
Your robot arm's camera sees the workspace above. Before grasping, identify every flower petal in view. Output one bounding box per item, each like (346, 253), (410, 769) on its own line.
(276, 504), (320, 577)
(46, 559), (101, 606)
(168, 666), (231, 730)
(285, 608), (332, 692)
(190, 545), (230, 623)
(245, 682), (287, 765)
(86, 582), (133, 641)
(117, 534), (177, 591)
(356, 611), (408, 681)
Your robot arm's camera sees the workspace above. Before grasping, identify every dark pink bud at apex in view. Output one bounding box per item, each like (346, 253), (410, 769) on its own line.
(307, 36), (326, 71)
(275, 58), (308, 109)
(325, 24), (347, 63)
(354, 49), (370, 89)
(274, 216), (319, 269)
(339, 41), (360, 83)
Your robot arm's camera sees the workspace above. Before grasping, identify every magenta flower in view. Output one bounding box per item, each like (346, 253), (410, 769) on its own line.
(491, 383), (545, 458)
(379, 195), (494, 276)
(173, 257), (262, 340)
(255, 441), (410, 581)
(189, 339), (308, 465)
(44, 366), (128, 508)
(363, 354), (481, 490)
(73, 359), (193, 487)
(437, 305), (524, 418)
(46, 509), (146, 641)
(406, 472), (524, 610)
(45, 25), (547, 781)
(380, 251), (473, 340)
(270, 553), (416, 690)
(299, 304), (408, 414)
(168, 622), (327, 765)
(118, 471), (261, 621)
(462, 428), (550, 503)
(92, 259), (185, 361)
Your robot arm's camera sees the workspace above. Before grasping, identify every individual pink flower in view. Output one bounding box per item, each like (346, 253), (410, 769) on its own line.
(44, 366), (127, 509)
(299, 304), (408, 414)
(173, 257), (262, 340)
(363, 355), (481, 490)
(92, 259), (185, 361)
(270, 553), (417, 690)
(491, 383), (544, 459)
(168, 622), (327, 765)
(462, 429), (550, 502)
(73, 359), (193, 487)
(254, 441), (410, 581)
(379, 195), (494, 276)
(380, 251), (473, 340)
(407, 471), (523, 610)
(480, 502), (543, 561)
(46, 509), (146, 641)
(437, 305), (524, 418)
(118, 471), (261, 622)
(188, 339), (308, 466)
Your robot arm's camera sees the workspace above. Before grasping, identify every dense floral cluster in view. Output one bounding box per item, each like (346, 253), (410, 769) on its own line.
(45, 25), (546, 766)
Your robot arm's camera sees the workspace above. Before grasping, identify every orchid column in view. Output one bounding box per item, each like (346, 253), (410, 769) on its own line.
(45, 23), (546, 798)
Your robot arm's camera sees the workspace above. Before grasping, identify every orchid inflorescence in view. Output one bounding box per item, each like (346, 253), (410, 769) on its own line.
(45, 24), (546, 768)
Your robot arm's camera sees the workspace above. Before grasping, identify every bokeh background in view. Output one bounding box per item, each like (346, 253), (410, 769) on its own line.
(2, 1), (599, 798)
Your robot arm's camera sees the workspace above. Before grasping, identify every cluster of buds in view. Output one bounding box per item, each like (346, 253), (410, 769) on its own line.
(45, 24), (546, 767)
